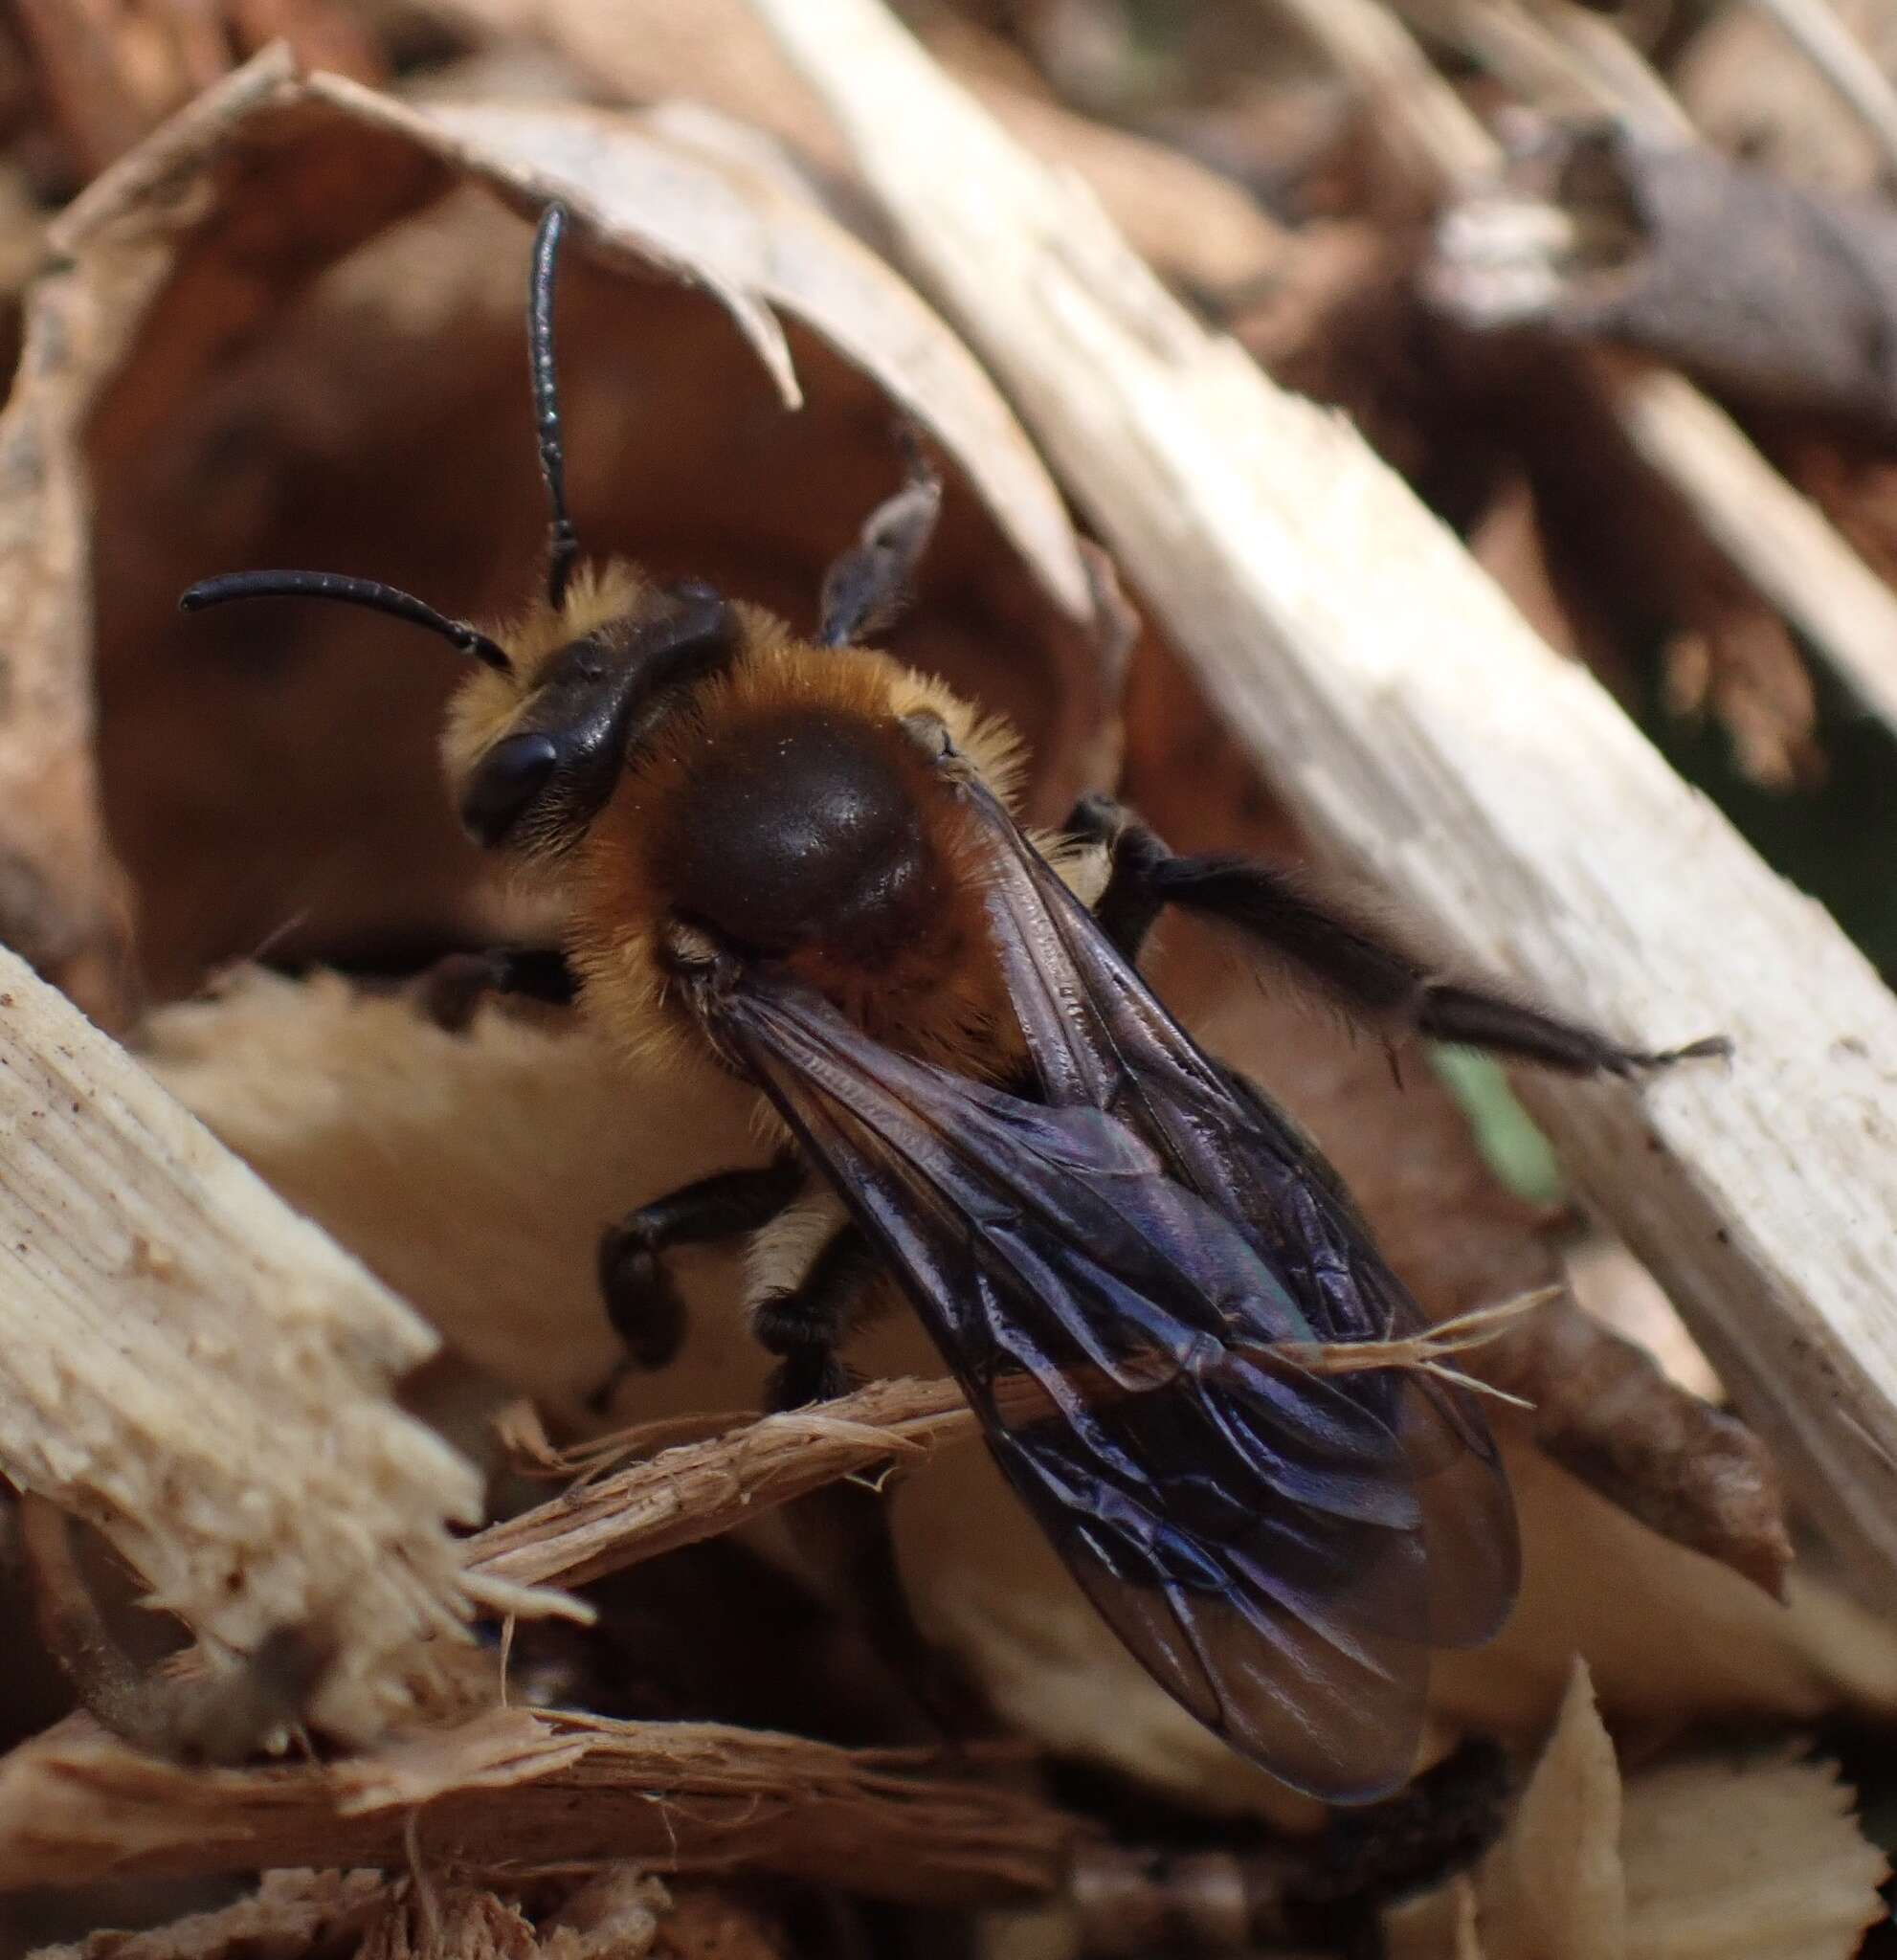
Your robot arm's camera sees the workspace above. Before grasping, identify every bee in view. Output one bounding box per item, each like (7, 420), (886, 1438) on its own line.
(182, 204), (1725, 1802)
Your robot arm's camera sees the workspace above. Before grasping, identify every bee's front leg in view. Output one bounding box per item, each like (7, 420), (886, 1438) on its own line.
(748, 1205), (992, 1740)
(591, 1153), (804, 1409)
(815, 435), (942, 649)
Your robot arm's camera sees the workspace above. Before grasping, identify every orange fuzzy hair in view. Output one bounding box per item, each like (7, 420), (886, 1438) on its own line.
(438, 560), (651, 810)
(569, 615), (1030, 1083)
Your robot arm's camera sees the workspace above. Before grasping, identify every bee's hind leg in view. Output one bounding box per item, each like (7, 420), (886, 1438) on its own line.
(590, 1152), (804, 1409)
(1066, 793), (1730, 1077)
(752, 1211), (994, 1741)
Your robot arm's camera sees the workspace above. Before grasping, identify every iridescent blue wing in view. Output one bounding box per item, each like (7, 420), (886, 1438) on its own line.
(954, 781), (1518, 1659)
(707, 957), (1506, 1801)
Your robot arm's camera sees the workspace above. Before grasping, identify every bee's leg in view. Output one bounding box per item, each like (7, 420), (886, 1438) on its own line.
(751, 1216), (992, 1740)
(420, 946), (578, 1033)
(1066, 793), (1729, 1077)
(751, 1217), (883, 1410)
(594, 1152), (804, 1397)
(815, 436), (943, 649)
(1064, 791), (1173, 963)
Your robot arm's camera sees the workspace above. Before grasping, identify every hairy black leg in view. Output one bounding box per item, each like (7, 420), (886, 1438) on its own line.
(815, 434), (943, 648)
(753, 1223), (882, 1410)
(786, 1474), (996, 1743)
(1068, 794), (1730, 1077)
(757, 1221), (993, 1739)
(596, 1154), (804, 1393)
(1066, 791), (1172, 961)
(421, 947), (578, 1033)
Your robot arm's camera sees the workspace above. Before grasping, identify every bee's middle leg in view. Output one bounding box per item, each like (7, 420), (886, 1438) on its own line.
(748, 1202), (882, 1411)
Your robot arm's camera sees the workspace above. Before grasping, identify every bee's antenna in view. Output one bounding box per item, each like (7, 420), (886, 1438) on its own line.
(529, 203), (580, 612)
(179, 570), (513, 674)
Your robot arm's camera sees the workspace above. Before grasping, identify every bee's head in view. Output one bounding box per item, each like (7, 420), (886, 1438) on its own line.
(438, 570), (740, 855)
(178, 562), (741, 858)
(179, 202), (748, 859)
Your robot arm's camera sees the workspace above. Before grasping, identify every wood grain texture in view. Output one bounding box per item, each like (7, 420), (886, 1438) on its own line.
(741, 0), (1897, 1601)
(1276, 0), (1897, 735)
(0, 1706), (1072, 1900)
(0, 941), (480, 1740)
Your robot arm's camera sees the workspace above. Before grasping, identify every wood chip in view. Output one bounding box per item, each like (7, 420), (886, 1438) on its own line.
(26, 1868), (391, 1960)
(0, 1707), (1073, 1902)
(1620, 1752), (1888, 1960)
(0, 941), (480, 1745)
(1477, 1661), (1626, 1960)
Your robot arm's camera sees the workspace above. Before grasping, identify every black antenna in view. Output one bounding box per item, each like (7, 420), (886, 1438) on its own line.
(180, 570), (512, 674)
(530, 203), (581, 611)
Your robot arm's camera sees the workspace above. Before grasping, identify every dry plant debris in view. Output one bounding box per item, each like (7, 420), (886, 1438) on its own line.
(0, 1705), (1073, 1901)
(0, 941), (480, 1746)
(31, 1870), (782, 1960)
(0, 1), (1894, 1954)
(1395, 1661), (1890, 1958)
(142, 962), (1863, 1824)
(1430, 126), (1897, 436)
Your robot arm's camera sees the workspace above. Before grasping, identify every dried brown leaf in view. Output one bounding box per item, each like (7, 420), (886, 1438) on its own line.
(15, 48), (1102, 997)
(1430, 127), (1897, 438)
(1473, 1294), (1792, 1599)
(0, 1706), (1073, 1902)
(1477, 1660), (1626, 1960)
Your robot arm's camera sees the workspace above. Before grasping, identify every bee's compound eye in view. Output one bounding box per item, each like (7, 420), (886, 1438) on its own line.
(461, 732), (560, 847)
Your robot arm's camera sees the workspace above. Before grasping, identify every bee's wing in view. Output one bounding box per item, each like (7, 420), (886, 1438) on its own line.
(957, 781), (1520, 1655)
(713, 974), (1469, 1803)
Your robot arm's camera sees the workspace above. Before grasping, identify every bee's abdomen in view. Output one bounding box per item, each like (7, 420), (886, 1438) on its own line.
(660, 706), (940, 962)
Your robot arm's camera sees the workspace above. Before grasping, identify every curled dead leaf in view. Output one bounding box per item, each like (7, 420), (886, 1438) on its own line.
(4, 46), (1108, 999)
(1429, 126), (1897, 438)
(412, 0), (1291, 301)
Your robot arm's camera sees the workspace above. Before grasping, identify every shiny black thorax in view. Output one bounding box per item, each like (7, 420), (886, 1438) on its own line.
(661, 707), (940, 961)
